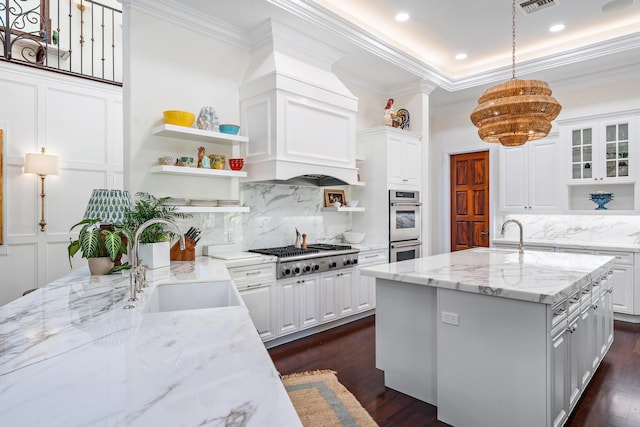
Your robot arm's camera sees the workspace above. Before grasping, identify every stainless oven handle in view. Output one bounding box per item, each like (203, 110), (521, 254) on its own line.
(390, 241), (422, 249)
(390, 202), (422, 207)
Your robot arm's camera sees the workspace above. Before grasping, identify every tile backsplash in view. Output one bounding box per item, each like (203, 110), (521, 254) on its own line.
(184, 183), (352, 253)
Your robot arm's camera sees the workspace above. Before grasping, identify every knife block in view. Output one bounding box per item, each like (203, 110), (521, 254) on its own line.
(170, 239), (196, 261)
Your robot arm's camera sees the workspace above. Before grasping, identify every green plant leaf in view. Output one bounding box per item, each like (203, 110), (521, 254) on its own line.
(103, 231), (123, 261)
(80, 229), (101, 258)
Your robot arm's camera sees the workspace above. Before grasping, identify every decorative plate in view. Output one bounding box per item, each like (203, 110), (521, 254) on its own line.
(396, 109), (410, 129)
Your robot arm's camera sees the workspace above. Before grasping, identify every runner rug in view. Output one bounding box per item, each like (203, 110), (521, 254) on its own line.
(282, 369), (378, 427)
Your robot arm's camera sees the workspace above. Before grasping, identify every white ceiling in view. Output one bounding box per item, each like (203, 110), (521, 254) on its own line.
(175, 0), (640, 105)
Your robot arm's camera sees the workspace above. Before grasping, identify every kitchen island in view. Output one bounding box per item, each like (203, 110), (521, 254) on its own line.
(0, 257), (300, 426)
(361, 247), (614, 427)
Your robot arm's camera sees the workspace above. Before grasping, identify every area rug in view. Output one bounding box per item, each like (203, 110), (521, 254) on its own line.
(282, 370), (378, 427)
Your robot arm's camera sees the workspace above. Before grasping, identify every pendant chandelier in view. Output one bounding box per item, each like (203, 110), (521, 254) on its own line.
(470, 0), (562, 147)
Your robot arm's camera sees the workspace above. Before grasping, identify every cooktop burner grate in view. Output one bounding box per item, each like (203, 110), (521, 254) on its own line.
(248, 246), (320, 258)
(307, 243), (352, 251)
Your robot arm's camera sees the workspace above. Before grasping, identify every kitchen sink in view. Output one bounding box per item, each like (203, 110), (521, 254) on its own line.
(146, 281), (242, 313)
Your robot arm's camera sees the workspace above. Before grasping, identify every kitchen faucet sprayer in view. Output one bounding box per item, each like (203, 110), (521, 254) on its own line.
(501, 219), (524, 254)
(123, 218), (185, 309)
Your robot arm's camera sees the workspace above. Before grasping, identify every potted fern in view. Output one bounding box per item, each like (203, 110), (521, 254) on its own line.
(68, 219), (133, 275)
(124, 192), (191, 269)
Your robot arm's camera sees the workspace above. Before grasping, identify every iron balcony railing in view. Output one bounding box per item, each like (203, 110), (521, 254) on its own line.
(0, 0), (122, 85)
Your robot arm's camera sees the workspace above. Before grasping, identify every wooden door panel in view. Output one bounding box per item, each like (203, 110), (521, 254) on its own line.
(472, 159), (486, 184)
(473, 189), (486, 215)
(456, 161), (468, 185)
(456, 191), (468, 215)
(472, 221), (489, 247)
(450, 151), (490, 251)
(455, 222), (469, 247)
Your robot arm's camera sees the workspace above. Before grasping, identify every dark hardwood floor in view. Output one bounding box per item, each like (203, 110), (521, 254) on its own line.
(268, 315), (640, 427)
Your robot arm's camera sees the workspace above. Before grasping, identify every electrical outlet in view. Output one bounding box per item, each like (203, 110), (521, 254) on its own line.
(441, 311), (459, 326)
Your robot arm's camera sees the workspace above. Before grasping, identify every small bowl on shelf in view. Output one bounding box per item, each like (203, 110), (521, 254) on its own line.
(180, 156), (194, 167)
(159, 156), (177, 166)
(219, 124), (240, 135)
(346, 200), (359, 207)
(343, 231), (366, 244)
(229, 158), (244, 171)
(163, 110), (195, 127)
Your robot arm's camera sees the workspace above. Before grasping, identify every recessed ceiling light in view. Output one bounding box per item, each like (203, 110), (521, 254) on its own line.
(549, 24), (565, 32)
(395, 12), (410, 22)
(455, 53), (468, 60)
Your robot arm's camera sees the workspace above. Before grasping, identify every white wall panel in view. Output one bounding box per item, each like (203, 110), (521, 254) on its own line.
(46, 88), (108, 164)
(0, 80), (38, 156)
(0, 243), (37, 302)
(7, 164), (37, 236)
(0, 61), (122, 306)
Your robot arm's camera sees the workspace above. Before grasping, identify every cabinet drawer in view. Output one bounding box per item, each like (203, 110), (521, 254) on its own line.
(594, 250), (633, 266)
(358, 250), (388, 266)
(228, 264), (276, 284)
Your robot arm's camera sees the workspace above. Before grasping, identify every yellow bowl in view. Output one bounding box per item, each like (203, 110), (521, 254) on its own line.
(163, 110), (195, 127)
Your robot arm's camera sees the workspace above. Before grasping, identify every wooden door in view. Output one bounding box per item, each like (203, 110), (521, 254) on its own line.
(450, 151), (490, 251)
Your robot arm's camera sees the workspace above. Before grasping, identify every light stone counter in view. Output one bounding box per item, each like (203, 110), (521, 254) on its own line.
(361, 247), (613, 305)
(0, 257), (300, 427)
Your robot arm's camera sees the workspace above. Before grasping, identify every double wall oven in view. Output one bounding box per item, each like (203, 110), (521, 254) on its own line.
(389, 189), (422, 262)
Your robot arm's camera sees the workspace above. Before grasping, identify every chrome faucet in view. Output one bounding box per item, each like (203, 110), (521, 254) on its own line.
(123, 218), (185, 309)
(501, 219), (524, 254)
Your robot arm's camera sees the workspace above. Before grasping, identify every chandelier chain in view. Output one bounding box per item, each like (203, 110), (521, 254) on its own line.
(512, 0), (517, 80)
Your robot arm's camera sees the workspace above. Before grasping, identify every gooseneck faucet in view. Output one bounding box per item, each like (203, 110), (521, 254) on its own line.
(123, 218), (185, 310)
(501, 219), (524, 254)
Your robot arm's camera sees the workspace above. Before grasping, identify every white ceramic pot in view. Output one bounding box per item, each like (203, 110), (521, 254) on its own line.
(88, 257), (115, 275)
(137, 241), (170, 269)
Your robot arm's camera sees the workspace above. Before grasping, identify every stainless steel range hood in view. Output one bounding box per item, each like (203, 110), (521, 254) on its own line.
(239, 19), (359, 186)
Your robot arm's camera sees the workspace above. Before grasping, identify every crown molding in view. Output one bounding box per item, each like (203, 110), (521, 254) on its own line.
(123, 0), (640, 94)
(121, 0), (249, 50)
(266, 1), (640, 92)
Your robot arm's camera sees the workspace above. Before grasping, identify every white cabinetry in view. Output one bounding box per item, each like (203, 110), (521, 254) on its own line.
(559, 247), (636, 316)
(387, 133), (421, 189)
(355, 248), (387, 312)
(319, 269), (354, 322)
(561, 114), (638, 210)
(354, 127), (423, 245)
(549, 273), (613, 427)
(228, 263), (277, 342)
(499, 138), (560, 212)
(356, 127), (422, 191)
(275, 275), (321, 337)
(564, 117), (635, 183)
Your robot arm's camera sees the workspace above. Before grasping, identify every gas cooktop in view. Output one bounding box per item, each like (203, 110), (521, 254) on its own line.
(249, 244), (359, 278)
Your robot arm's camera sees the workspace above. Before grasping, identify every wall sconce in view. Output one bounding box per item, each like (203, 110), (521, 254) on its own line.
(24, 147), (60, 232)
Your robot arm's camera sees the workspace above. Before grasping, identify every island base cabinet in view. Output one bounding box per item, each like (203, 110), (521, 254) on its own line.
(375, 279), (437, 405)
(436, 289), (548, 427)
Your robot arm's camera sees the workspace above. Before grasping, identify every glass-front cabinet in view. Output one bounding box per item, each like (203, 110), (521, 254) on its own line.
(571, 127), (593, 180)
(567, 116), (634, 184)
(604, 122), (629, 179)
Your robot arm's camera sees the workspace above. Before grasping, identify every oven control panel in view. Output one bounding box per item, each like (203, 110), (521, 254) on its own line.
(278, 253), (359, 278)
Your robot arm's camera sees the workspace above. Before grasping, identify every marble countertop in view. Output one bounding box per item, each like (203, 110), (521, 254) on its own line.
(360, 248), (614, 305)
(0, 258), (300, 426)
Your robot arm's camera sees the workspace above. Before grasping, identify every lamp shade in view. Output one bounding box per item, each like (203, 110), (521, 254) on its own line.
(83, 189), (132, 225)
(24, 150), (60, 175)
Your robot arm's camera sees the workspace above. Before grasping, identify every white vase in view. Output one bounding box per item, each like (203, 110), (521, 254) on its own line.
(137, 241), (170, 269)
(88, 257), (115, 275)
